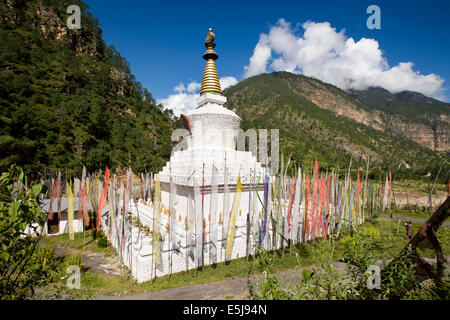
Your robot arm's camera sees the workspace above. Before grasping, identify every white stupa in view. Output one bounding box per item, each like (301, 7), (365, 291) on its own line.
(158, 28), (266, 274)
(111, 29), (268, 282)
(158, 28), (264, 187)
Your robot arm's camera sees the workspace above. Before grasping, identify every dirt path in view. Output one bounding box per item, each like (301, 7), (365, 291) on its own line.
(93, 258), (449, 300)
(42, 243), (125, 276)
(92, 266), (314, 300)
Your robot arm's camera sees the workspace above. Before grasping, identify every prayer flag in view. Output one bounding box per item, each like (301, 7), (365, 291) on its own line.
(56, 172), (62, 221)
(292, 167), (301, 244)
(311, 160), (319, 240)
(153, 175), (161, 264)
(97, 167), (110, 231)
(194, 178), (203, 267)
(286, 183), (295, 232)
(48, 175), (57, 220)
(67, 180), (74, 240)
(259, 167), (269, 245)
(169, 176), (178, 251)
(226, 177), (243, 256)
(210, 165), (218, 263)
(187, 186), (195, 262)
(222, 162), (230, 251)
(304, 174), (310, 241)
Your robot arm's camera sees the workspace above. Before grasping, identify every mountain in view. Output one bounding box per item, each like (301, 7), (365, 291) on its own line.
(348, 87), (450, 154)
(0, 0), (175, 176)
(2, 1), (448, 182)
(223, 72), (449, 181)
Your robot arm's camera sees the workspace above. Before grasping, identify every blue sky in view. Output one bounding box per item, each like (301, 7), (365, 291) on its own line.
(84, 0), (450, 113)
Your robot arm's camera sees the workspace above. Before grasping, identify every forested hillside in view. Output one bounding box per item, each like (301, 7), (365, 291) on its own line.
(0, 0), (175, 176)
(1, 1), (448, 183)
(223, 72), (449, 181)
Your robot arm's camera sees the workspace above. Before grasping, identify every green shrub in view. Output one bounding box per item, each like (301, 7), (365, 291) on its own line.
(64, 254), (83, 269)
(249, 223), (449, 300)
(97, 238), (108, 248)
(0, 166), (59, 300)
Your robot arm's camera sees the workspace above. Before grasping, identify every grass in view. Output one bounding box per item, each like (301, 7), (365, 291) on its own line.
(39, 217), (449, 298)
(40, 230), (117, 257)
(389, 208), (431, 219)
(356, 218), (449, 259)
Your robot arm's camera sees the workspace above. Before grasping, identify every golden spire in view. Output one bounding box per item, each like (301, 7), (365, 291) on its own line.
(200, 28), (222, 95)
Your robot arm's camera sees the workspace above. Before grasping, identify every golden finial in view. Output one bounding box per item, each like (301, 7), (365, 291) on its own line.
(205, 28), (215, 48)
(200, 27), (222, 95)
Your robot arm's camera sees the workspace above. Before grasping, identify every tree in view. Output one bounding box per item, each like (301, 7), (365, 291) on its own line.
(0, 166), (49, 299)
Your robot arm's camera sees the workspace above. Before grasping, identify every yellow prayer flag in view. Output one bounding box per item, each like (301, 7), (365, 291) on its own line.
(67, 181), (74, 240)
(225, 177), (243, 255)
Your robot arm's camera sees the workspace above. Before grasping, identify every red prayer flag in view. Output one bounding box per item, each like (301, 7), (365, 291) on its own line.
(305, 175), (310, 240)
(355, 169), (360, 226)
(287, 183), (296, 231)
(325, 175), (330, 239)
(317, 176), (325, 238)
(48, 178), (57, 220)
(311, 160), (319, 240)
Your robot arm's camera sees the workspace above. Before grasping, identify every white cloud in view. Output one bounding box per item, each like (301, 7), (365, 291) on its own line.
(220, 76), (238, 90)
(158, 90), (198, 116)
(158, 77), (238, 116)
(187, 82), (201, 92)
(244, 19), (446, 100)
(174, 83), (186, 93)
(244, 33), (272, 78)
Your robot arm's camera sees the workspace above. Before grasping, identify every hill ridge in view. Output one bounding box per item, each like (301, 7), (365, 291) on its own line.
(223, 71), (449, 180)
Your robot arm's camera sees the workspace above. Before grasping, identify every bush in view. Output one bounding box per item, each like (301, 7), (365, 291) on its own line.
(0, 166), (58, 300)
(249, 224), (449, 300)
(96, 230), (109, 248)
(97, 238), (108, 248)
(26, 246), (64, 285)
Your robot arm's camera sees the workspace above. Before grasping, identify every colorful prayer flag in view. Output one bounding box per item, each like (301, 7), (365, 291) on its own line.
(259, 167), (269, 245)
(169, 176), (178, 251)
(97, 167), (110, 231)
(153, 175), (161, 264)
(194, 178), (203, 266)
(210, 165), (218, 263)
(225, 177), (243, 256)
(67, 181), (74, 240)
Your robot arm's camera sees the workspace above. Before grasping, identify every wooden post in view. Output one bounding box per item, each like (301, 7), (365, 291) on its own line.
(382, 196), (449, 285)
(428, 167), (442, 212)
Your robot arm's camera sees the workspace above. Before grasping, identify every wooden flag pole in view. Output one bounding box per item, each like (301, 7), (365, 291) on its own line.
(201, 163), (205, 271)
(382, 196), (449, 286)
(169, 165), (172, 276)
(186, 194), (189, 276)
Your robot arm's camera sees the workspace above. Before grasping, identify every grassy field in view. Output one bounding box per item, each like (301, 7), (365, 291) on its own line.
(38, 215), (449, 298)
(390, 179), (448, 209)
